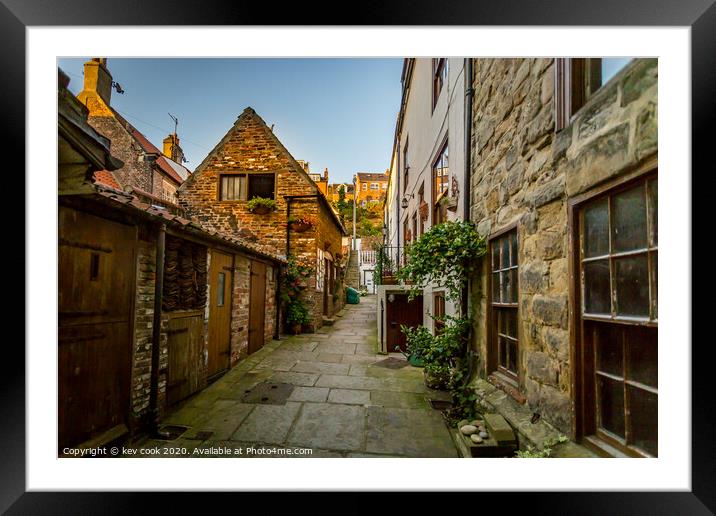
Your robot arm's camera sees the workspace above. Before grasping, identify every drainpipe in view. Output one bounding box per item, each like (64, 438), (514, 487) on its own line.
(274, 262), (282, 341)
(462, 58), (475, 371)
(148, 222), (166, 436)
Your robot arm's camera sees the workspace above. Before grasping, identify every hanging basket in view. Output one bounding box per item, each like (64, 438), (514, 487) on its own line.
(250, 205), (272, 215)
(290, 222), (313, 233)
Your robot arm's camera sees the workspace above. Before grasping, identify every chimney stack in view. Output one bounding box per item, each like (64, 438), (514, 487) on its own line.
(324, 167), (329, 181)
(77, 58), (114, 115)
(162, 134), (185, 163)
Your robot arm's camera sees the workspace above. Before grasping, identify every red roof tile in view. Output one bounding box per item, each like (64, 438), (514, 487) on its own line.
(93, 170), (121, 190)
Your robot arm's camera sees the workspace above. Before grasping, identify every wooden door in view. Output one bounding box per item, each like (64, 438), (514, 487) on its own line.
(58, 207), (135, 450)
(208, 250), (233, 379)
(248, 260), (267, 354)
(166, 312), (203, 406)
(385, 293), (423, 353)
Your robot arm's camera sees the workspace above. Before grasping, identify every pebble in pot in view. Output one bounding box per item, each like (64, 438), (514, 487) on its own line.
(470, 434), (483, 444)
(479, 430), (489, 439)
(460, 425), (478, 436)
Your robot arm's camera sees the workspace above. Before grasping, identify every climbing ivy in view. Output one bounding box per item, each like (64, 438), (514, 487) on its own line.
(397, 221), (486, 307)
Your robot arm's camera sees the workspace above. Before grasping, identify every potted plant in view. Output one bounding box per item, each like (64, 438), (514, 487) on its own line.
(288, 215), (315, 233)
(247, 196), (278, 215)
(287, 302), (310, 335)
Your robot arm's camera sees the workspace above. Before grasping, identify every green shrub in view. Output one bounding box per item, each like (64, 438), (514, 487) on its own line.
(247, 196), (278, 212)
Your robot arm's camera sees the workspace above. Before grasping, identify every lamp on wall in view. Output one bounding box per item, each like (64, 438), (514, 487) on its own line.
(401, 193), (414, 209)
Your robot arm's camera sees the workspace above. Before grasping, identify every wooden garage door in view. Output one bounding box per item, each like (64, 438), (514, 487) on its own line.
(58, 207), (135, 450)
(166, 312), (204, 406)
(208, 250), (233, 379)
(248, 260), (267, 354)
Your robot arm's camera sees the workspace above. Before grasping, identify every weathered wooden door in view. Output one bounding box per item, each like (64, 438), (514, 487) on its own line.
(166, 312), (203, 406)
(248, 260), (267, 354)
(207, 250), (233, 379)
(58, 207), (135, 450)
(385, 293), (423, 353)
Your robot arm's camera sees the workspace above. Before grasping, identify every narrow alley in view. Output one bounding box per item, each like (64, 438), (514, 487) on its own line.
(135, 296), (458, 458)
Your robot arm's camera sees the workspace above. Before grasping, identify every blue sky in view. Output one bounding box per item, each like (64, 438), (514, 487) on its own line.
(58, 58), (403, 183)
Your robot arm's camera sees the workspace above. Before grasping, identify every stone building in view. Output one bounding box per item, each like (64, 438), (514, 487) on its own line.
(355, 172), (388, 207)
(76, 58), (191, 207)
(467, 58), (657, 457)
(58, 68), (284, 452)
(178, 107), (347, 331)
(379, 58), (468, 353)
(327, 182), (354, 204)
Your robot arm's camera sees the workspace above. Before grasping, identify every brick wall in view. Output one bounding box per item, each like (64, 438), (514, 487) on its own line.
(468, 58), (657, 435)
(179, 107), (345, 331)
(231, 254), (251, 363)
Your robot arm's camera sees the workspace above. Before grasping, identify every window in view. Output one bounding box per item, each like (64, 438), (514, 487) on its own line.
(412, 211), (418, 240)
(556, 58), (633, 130)
(432, 140), (449, 224)
(403, 138), (409, 190)
(371, 183), (379, 190)
(316, 249), (325, 292)
(362, 183), (367, 191)
(418, 184), (425, 235)
(433, 292), (445, 335)
(432, 58), (448, 110)
(382, 183), (387, 190)
(489, 229), (519, 385)
(217, 272), (226, 306)
(219, 173), (275, 200)
(577, 174), (657, 457)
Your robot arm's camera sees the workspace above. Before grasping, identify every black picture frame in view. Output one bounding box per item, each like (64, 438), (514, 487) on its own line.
(3, 0), (710, 512)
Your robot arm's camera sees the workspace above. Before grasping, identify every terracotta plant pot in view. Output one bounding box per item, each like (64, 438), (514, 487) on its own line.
(290, 222), (312, 233)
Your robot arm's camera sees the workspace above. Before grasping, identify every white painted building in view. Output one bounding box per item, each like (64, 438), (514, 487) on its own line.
(379, 58), (469, 351)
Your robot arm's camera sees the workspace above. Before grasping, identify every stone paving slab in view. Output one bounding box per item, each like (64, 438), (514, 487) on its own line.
(370, 390), (429, 409)
(291, 360), (351, 375)
(288, 386), (330, 403)
(315, 374), (383, 391)
(314, 342), (357, 355)
(230, 402), (301, 444)
(286, 403), (365, 451)
(327, 388), (371, 405)
(269, 371), (320, 387)
(316, 352), (345, 363)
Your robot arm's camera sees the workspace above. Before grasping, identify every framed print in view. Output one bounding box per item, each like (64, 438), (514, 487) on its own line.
(2, 0), (711, 512)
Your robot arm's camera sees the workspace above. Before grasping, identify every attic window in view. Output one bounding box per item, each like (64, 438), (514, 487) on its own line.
(219, 173), (275, 201)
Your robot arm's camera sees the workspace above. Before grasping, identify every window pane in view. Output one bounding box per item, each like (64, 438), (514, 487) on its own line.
(499, 308), (517, 339)
(499, 337), (507, 369)
(510, 268), (518, 303)
(491, 243), (500, 270)
(651, 251), (658, 319)
(600, 58), (632, 86)
(507, 340), (517, 373)
(501, 270), (512, 304)
(584, 198), (609, 258)
(596, 324), (623, 377)
(492, 272), (500, 302)
(627, 386), (658, 456)
(510, 232), (518, 266)
(612, 185), (647, 252)
(615, 254), (649, 317)
(248, 174), (275, 199)
(217, 272), (225, 306)
(501, 236), (510, 269)
(598, 375), (625, 438)
(648, 178), (658, 247)
(626, 327), (657, 388)
(584, 259), (611, 314)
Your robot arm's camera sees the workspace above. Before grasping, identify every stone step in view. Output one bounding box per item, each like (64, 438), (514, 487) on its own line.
(322, 317), (336, 326)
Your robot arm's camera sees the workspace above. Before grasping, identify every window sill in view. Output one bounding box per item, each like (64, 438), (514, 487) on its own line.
(487, 372), (525, 405)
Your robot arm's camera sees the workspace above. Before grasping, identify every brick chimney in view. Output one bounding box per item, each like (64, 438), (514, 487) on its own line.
(77, 58), (113, 115)
(162, 133), (185, 163)
(323, 167), (329, 181)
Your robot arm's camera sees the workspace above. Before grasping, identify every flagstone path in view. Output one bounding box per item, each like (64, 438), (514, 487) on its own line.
(133, 295), (458, 458)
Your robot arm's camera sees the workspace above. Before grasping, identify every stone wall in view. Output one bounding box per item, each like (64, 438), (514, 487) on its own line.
(89, 115), (155, 192)
(178, 107), (345, 331)
(468, 58), (657, 436)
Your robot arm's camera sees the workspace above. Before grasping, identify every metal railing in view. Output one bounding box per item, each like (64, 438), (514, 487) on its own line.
(376, 245), (405, 281)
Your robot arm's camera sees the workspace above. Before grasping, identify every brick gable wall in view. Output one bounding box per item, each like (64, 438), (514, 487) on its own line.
(179, 108), (345, 331)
